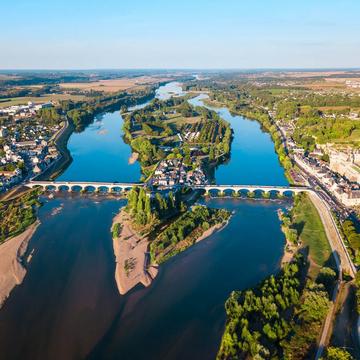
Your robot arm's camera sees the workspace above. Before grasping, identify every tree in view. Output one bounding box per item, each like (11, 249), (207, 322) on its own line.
(322, 347), (354, 360)
(317, 267), (336, 290)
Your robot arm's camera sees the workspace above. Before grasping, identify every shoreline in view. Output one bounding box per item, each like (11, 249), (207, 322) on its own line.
(196, 217), (230, 243)
(280, 234), (297, 265)
(0, 221), (40, 308)
(112, 210), (157, 295)
(112, 209), (231, 295)
(277, 209), (298, 266)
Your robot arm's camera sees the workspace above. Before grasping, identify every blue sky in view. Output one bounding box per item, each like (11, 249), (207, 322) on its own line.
(1, 0), (360, 69)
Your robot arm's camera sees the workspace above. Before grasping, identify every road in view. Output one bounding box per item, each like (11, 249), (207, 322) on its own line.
(315, 280), (341, 360)
(309, 192), (356, 277)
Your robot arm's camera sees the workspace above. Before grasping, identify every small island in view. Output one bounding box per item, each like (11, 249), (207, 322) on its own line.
(122, 96), (232, 185)
(112, 186), (230, 295)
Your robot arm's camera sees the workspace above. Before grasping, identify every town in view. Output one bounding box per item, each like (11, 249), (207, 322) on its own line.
(276, 115), (360, 207)
(0, 101), (62, 191)
(150, 158), (208, 188)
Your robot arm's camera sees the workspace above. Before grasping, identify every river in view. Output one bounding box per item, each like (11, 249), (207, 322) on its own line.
(188, 94), (288, 186)
(0, 82), (289, 360)
(56, 82), (185, 182)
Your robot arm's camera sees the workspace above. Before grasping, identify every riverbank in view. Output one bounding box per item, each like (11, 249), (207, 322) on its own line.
(112, 210), (157, 295)
(0, 221), (40, 308)
(280, 231), (298, 265)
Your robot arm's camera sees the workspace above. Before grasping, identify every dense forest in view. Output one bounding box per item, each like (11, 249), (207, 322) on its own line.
(125, 186), (183, 231)
(150, 205), (230, 263)
(217, 253), (335, 359)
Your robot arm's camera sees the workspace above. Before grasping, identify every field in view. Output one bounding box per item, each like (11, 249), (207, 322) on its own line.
(59, 76), (173, 93)
(166, 113), (201, 125)
(0, 94), (86, 108)
(293, 194), (332, 277)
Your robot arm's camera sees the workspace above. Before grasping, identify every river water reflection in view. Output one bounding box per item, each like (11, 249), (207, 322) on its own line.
(188, 94), (288, 186)
(0, 196), (286, 360)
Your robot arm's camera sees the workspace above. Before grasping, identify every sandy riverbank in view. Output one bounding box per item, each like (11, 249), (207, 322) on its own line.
(280, 236), (298, 265)
(112, 210), (158, 295)
(128, 152), (139, 165)
(277, 209), (298, 265)
(0, 221), (40, 308)
(196, 219), (230, 243)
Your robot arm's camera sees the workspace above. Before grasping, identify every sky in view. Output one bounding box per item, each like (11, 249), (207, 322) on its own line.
(1, 0), (360, 69)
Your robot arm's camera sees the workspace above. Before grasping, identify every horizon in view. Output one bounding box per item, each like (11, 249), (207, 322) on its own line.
(2, 0), (360, 69)
(1, 67), (360, 72)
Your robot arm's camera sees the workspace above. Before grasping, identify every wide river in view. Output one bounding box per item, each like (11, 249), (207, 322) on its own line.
(0, 82), (288, 360)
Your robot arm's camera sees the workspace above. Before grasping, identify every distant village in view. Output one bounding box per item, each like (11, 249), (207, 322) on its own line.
(0, 101), (62, 191)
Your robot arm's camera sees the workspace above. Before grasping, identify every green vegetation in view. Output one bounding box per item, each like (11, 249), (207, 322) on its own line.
(279, 192), (332, 277)
(291, 193), (331, 274)
(341, 219), (360, 265)
(355, 272), (360, 315)
(293, 116), (360, 147)
(217, 253), (333, 359)
(36, 107), (62, 125)
(279, 209), (299, 244)
(125, 187), (230, 264)
(112, 223), (122, 238)
(0, 189), (42, 243)
(122, 96), (232, 177)
(125, 187), (182, 231)
(150, 205), (230, 264)
(281, 281), (331, 359)
(321, 347), (354, 360)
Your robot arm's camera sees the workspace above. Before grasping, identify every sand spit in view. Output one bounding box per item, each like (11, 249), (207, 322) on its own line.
(112, 211), (158, 295)
(128, 152), (139, 165)
(0, 221), (40, 308)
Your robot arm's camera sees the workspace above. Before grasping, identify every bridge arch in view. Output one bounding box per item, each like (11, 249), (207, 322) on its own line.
(70, 185), (82, 193)
(83, 185), (96, 193)
(110, 186), (123, 193)
(57, 185), (70, 192)
(97, 186), (110, 193)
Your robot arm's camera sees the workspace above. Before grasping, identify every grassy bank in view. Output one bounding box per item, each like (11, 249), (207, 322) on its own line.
(292, 193), (332, 276)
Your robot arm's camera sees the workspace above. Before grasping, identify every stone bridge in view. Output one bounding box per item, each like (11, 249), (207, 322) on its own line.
(25, 181), (142, 193)
(26, 181), (311, 195)
(194, 184), (311, 195)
